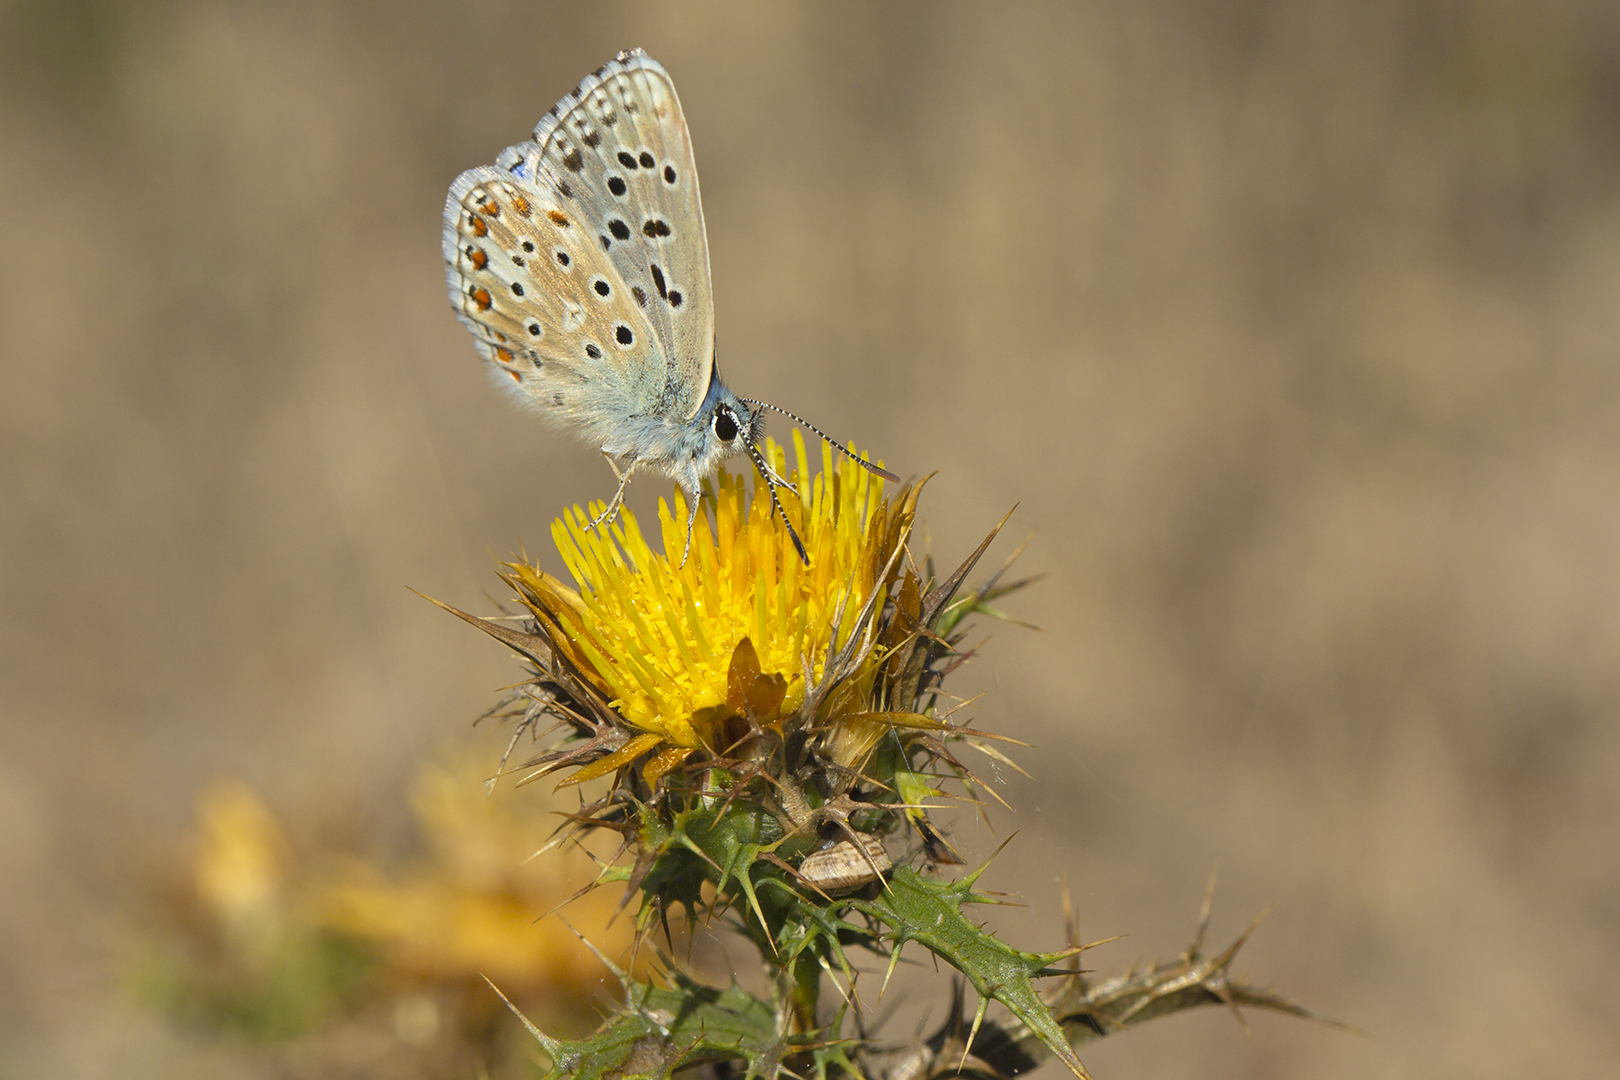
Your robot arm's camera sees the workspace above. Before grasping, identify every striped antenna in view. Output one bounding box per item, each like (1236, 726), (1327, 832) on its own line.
(741, 399), (900, 483)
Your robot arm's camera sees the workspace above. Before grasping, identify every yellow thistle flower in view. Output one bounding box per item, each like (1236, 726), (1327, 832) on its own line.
(437, 429), (1031, 975)
(504, 433), (908, 770)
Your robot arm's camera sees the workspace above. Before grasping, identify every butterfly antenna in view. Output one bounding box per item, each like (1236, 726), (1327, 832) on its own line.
(741, 399), (900, 483)
(745, 438), (810, 565)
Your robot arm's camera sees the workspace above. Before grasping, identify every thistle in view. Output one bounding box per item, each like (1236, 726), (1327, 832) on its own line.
(435, 432), (1335, 1080)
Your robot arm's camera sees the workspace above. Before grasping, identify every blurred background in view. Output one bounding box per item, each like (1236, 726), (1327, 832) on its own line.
(3, 0), (1618, 1076)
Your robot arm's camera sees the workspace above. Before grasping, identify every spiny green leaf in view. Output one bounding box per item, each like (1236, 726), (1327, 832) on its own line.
(850, 866), (1092, 1080)
(526, 974), (780, 1080)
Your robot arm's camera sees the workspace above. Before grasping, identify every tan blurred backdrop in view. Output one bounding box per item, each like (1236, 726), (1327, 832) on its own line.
(3, 1), (1618, 1076)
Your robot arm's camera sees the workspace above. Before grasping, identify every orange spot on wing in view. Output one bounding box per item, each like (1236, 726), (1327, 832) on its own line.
(495, 347), (514, 362)
(548, 209), (570, 227)
(469, 249), (488, 270)
(470, 287), (492, 311)
(479, 199), (500, 218)
(470, 216), (488, 237)
(507, 368), (523, 382)
(511, 194), (531, 216)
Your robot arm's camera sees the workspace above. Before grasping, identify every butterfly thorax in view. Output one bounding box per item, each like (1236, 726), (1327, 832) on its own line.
(618, 375), (755, 498)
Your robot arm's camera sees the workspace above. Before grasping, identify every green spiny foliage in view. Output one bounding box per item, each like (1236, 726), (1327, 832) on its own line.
(489, 966), (781, 1080)
(851, 863), (1092, 1079)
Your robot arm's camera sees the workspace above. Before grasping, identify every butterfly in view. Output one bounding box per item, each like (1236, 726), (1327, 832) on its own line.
(442, 48), (896, 563)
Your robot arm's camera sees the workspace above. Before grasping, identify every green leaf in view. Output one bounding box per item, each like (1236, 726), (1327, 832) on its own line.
(850, 866), (1092, 1080)
(502, 971), (781, 1080)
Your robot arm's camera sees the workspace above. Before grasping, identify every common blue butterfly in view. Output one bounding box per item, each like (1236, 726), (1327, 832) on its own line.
(443, 49), (895, 562)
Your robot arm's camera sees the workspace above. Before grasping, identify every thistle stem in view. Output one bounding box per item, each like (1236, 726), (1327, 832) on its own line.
(788, 950), (823, 1035)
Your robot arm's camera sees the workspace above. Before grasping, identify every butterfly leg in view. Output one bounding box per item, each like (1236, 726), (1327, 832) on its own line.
(678, 483), (702, 568)
(587, 453), (636, 531)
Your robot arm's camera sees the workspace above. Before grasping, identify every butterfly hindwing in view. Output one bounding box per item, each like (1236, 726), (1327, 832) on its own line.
(444, 163), (668, 443)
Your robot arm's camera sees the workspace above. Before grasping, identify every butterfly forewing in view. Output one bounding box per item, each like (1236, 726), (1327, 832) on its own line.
(525, 51), (716, 422)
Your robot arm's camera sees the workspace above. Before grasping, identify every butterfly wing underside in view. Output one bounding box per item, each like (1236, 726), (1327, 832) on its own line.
(442, 50), (716, 449)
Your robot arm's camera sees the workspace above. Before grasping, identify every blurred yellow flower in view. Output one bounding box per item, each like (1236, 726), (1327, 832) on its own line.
(193, 779), (290, 923)
(313, 758), (634, 994)
(148, 757), (638, 1043)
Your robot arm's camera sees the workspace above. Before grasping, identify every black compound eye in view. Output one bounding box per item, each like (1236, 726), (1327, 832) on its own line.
(713, 407), (739, 443)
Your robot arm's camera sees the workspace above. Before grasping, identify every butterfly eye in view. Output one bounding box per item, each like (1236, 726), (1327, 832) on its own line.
(713, 407), (739, 443)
